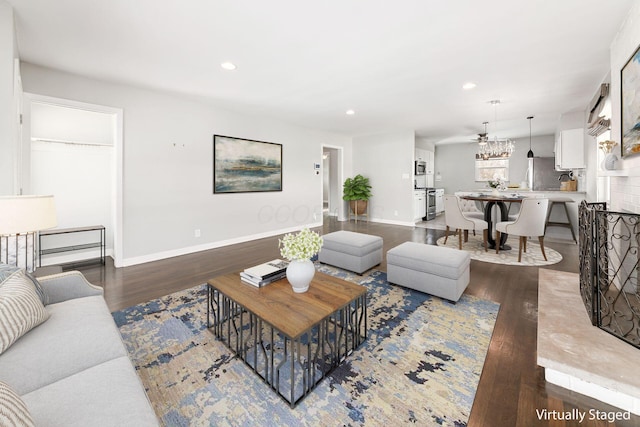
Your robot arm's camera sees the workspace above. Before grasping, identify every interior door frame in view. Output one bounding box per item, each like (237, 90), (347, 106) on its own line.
(22, 92), (124, 267)
(320, 144), (344, 221)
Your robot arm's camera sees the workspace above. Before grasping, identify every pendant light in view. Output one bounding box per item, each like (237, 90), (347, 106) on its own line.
(527, 116), (534, 158)
(476, 100), (514, 159)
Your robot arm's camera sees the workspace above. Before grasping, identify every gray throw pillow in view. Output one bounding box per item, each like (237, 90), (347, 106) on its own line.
(0, 264), (48, 305)
(0, 269), (50, 355)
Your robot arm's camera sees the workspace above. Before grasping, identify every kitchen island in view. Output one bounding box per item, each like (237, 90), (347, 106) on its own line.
(455, 190), (585, 243)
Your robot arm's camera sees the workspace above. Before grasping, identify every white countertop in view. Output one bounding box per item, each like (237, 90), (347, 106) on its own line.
(512, 190), (585, 194)
(463, 189), (585, 195)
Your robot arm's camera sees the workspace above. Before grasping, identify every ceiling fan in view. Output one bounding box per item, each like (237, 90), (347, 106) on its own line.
(471, 122), (489, 145)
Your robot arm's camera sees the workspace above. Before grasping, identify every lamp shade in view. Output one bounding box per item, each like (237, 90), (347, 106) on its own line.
(0, 195), (57, 235)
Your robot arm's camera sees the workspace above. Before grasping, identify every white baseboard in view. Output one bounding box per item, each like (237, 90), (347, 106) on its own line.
(369, 218), (416, 227)
(120, 222), (323, 267)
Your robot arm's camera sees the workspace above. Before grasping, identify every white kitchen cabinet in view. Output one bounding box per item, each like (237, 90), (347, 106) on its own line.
(555, 128), (585, 170)
(415, 148), (435, 174)
(425, 150), (434, 175)
(414, 190), (426, 221)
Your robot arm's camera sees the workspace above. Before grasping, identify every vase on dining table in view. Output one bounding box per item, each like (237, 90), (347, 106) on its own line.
(491, 188), (500, 197)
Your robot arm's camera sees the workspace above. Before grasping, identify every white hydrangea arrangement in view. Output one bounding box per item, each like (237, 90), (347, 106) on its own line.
(487, 176), (506, 190)
(279, 228), (323, 261)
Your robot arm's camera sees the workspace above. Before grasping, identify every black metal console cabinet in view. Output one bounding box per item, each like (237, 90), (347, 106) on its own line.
(38, 225), (106, 267)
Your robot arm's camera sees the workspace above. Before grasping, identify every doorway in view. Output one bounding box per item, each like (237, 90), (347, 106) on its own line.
(22, 93), (123, 267)
(321, 145), (343, 221)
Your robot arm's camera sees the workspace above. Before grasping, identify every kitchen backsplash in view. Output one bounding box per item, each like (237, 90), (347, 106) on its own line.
(611, 174), (640, 214)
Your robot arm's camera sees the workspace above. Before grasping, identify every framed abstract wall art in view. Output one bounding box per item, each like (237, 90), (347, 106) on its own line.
(213, 135), (283, 193)
(621, 43), (640, 158)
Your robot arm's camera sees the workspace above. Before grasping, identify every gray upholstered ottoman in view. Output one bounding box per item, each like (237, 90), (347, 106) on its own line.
(318, 231), (383, 274)
(386, 242), (470, 302)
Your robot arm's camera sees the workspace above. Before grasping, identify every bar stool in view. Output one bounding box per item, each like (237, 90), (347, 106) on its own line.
(545, 197), (577, 243)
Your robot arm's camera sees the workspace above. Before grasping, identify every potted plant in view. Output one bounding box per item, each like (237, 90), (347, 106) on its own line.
(342, 174), (372, 215)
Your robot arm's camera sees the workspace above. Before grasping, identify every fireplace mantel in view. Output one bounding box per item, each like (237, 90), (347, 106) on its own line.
(537, 269), (640, 415)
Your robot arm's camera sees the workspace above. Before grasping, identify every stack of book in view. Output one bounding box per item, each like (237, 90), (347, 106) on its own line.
(240, 259), (288, 287)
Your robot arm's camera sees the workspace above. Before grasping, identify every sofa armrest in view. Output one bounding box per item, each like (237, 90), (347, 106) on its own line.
(37, 271), (103, 304)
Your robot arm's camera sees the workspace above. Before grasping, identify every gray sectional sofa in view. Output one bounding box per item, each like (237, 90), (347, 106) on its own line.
(0, 270), (158, 427)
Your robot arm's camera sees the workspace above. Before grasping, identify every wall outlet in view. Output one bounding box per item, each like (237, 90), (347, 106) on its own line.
(194, 229), (201, 238)
(394, 210), (398, 216)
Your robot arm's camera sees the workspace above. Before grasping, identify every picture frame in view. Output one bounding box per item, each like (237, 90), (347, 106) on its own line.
(621, 43), (640, 158)
(213, 135), (283, 193)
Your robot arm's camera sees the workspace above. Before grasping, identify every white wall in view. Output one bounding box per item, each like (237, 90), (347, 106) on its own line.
(435, 135), (555, 194)
(415, 137), (435, 151)
(0, 1), (17, 195)
(352, 130), (414, 225)
(434, 143), (477, 194)
(31, 141), (114, 265)
(31, 102), (115, 145)
(609, 1), (640, 213)
(20, 63), (352, 266)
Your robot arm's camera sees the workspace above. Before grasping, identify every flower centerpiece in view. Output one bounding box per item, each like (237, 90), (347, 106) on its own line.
(487, 177), (506, 195)
(278, 228), (323, 293)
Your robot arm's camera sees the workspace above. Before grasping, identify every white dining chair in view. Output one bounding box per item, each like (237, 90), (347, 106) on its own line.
(495, 198), (549, 262)
(458, 199), (484, 220)
(444, 195), (488, 251)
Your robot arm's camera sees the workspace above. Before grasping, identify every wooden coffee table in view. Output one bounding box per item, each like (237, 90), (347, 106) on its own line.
(207, 271), (367, 407)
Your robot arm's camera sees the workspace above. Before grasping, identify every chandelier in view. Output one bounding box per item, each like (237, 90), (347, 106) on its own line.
(475, 100), (514, 160)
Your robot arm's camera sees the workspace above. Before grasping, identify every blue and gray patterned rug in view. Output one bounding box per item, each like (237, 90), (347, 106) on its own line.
(113, 265), (499, 427)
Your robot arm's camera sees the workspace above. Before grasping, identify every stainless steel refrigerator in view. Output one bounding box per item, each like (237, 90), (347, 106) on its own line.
(527, 157), (566, 191)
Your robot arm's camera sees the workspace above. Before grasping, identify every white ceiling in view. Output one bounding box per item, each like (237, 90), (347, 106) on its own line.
(8, 0), (635, 144)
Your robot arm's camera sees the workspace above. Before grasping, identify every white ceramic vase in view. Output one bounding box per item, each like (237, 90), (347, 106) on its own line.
(286, 259), (315, 293)
(491, 188), (500, 196)
(602, 152), (619, 170)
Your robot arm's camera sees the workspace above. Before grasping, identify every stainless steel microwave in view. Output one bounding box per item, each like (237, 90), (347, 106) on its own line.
(415, 160), (426, 175)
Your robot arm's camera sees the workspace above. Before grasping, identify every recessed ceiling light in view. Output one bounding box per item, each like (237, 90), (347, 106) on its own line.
(221, 62), (237, 71)
(462, 82), (477, 90)
(346, 109), (355, 115)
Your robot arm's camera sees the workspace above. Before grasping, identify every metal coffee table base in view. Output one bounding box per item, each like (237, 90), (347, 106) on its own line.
(207, 287), (367, 408)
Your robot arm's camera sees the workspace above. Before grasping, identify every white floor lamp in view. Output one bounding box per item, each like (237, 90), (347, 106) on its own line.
(0, 195), (57, 272)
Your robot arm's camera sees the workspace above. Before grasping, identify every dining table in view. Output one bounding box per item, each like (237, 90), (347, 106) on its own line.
(460, 193), (527, 250)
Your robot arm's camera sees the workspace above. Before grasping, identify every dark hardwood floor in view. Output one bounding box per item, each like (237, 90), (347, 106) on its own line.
(72, 218), (640, 427)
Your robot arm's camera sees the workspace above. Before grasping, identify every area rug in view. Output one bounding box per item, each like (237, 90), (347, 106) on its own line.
(436, 234), (562, 266)
(113, 265), (499, 427)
